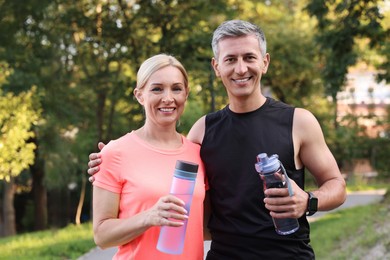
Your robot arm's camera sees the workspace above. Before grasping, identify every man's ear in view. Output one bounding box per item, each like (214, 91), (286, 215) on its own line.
(134, 88), (144, 105)
(211, 58), (221, 77)
(262, 53), (270, 74)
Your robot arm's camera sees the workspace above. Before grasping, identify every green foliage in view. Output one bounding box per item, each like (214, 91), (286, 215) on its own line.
(178, 98), (206, 135)
(306, 0), (387, 101)
(0, 222), (95, 259)
(0, 0), (388, 234)
(0, 87), (40, 180)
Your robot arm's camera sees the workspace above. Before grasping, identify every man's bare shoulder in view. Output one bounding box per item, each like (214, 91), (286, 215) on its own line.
(187, 116), (206, 145)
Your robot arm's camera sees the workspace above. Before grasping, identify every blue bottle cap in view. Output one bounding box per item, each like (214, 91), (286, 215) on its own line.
(255, 153), (280, 174)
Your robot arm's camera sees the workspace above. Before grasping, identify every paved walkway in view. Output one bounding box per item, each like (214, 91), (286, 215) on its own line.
(78, 189), (387, 260)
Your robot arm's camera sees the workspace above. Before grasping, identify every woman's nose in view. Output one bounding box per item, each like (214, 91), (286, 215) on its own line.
(162, 90), (174, 103)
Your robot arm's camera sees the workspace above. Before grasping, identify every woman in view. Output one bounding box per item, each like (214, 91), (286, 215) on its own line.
(92, 54), (206, 259)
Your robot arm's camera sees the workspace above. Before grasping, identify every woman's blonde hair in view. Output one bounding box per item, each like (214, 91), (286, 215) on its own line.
(136, 54), (189, 90)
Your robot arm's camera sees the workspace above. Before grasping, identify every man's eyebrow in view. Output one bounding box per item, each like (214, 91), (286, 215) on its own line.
(222, 52), (258, 58)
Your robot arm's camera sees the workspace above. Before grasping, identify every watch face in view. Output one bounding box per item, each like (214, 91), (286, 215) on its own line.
(310, 197), (318, 211)
(307, 192), (318, 216)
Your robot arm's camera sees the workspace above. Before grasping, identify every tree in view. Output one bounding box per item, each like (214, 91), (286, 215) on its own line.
(0, 86), (40, 237)
(306, 0), (387, 126)
(0, 0), (233, 231)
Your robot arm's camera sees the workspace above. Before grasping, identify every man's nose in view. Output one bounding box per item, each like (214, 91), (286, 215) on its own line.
(235, 59), (248, 74)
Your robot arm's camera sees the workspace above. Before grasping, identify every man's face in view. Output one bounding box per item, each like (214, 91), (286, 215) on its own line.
(212, 34), (270, 100)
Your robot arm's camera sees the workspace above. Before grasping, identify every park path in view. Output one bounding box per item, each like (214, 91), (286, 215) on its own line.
(78, 189), (387, 260)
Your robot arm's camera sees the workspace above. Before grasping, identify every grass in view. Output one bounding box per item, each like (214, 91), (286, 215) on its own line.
(311, 189), (390, 259)
(0, 187), (388, 259)
(0, 222), (95, 260)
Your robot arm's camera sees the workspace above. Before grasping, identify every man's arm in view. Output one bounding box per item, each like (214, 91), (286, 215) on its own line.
(264, 108), (346, 219)
(294, 108), (346, 211)
(187, 116), (206, 145)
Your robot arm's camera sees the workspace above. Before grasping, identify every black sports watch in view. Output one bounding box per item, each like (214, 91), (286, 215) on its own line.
(306, 192), (318, 216)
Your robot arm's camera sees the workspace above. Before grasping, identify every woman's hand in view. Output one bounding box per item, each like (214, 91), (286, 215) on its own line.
(144, 195), (188, 227)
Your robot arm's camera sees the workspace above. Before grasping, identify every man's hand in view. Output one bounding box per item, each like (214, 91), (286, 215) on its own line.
(87, 142), (105, 182)
(263, 179), (308, 219)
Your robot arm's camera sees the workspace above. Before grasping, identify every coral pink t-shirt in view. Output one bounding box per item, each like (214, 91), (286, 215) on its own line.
(93, 131), (206, 260)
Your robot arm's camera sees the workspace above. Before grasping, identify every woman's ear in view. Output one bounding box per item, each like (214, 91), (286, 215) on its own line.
(134, 88), (144, 105)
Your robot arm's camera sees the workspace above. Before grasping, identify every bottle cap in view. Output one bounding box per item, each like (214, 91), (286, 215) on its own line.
(255, 153), (280, 174)
(174, 160), (199, 179)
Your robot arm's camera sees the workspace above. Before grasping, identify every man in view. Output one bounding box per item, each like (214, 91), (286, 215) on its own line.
(88, 20), (346, 259)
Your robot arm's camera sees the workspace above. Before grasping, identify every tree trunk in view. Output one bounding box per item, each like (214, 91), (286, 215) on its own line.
(75, 176), (87, 225)
(30, 140), (47, 231)
(1, 177), (16, 237)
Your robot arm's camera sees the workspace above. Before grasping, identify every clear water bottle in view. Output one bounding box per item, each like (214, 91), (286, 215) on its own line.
(156, 160), (198, 254)
(254, 153), (299, 235)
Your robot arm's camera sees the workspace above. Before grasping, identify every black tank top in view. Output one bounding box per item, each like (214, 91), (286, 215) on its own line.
(201, 97), (314, 259)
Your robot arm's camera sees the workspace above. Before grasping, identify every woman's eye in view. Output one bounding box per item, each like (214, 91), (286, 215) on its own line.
(151, 87), (163, 92)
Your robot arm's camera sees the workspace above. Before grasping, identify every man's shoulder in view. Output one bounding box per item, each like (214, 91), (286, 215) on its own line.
(266, 97), (294, 109)
(205, 106), (227, 120)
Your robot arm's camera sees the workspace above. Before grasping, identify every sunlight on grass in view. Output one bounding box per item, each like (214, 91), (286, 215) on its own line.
(311, 190), (390, 259)
(0, 222), (95, 260)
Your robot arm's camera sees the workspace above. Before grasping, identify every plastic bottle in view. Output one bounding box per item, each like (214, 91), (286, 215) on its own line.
(156, 160), (199, 254)
(254, 153), (299, 235)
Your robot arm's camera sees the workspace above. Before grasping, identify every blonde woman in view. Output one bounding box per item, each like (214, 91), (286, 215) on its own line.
(92, 54), (206, 259)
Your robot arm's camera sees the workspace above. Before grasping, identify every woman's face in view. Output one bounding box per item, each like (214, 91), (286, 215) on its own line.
(135, 66), (188, 128)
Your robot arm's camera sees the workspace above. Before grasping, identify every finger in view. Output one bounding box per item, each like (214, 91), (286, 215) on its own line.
(164, 211), (189, 221)
(264, 187), (289, 197)
(158, 211), (187, 226)
(264, 196), (292, 206)
(88, 159), (102, 168)
(88, 176), (95, 183)
(158, 216), (185, 227)
(163, 195), (185, 206)
(98, 142), (106, 150)
(89, 153), (101, 160)
(87, 166), (99, 175)
(163, 202), (187, 215)
(164, 218), (186, 227)
(163, 203), (188, 215)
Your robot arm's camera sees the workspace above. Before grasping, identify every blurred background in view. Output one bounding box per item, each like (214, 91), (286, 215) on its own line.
(0, 0), (389, 240)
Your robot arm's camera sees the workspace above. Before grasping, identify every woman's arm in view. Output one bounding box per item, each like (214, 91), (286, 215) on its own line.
(93, 186), (188, 249)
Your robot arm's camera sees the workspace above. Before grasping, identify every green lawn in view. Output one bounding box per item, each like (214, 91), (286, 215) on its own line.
(311, 189), (390, 259)
(0, 189), (389, 259)
(0, 222), (95, 260)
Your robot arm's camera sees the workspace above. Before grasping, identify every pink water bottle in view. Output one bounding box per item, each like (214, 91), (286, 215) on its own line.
(156, 160), (198, 254)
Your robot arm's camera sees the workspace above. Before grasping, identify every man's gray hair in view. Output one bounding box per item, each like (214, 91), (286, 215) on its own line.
(212, 20), (267, 59)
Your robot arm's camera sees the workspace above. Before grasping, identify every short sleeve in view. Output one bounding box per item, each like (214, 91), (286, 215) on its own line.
(93, 140), (123, 193)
